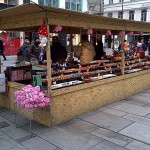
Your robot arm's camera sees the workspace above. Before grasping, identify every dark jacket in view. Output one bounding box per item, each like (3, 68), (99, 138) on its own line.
(28, 42), (40, 60)
(18, 44), (30, 61)
(94, 40), (104, 60)
(0, 39), (4, 52)
(51, 42), (67, 64)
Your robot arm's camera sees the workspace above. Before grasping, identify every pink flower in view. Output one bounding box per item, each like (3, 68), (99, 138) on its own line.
(106, 30), (111, 36)
(87, 28), (93, 35)
(54, 25), (62, 32)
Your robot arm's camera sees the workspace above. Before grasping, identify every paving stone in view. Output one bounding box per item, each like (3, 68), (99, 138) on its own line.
(125, 99), (148, 106)
(0, 124), (31, 140)
(88, 140), (127, 150)
(98, 107), (127, 117)
(119, 122), (150, 144)
(130, 96), (150, 103)
(0, 107), (8, 113)
(144, 113), (150, 119)
(91, 128), (133, 146)
(39, 126), (103, 150)
(0, 134), (27, 150)
(22, 136), (56, 150)
(108, 102), (150, 116)
(0, 110), (29, 126)
(0, 121), (10, 129)
(125, 140), (150, 150)
(78, 111), (134, 132)
(135, 93), (150, 98)
(66, 118), (99, 132)
(23, 122), (50, 135)
(123, 114), (150, 126)
(16, 134), (36, 144)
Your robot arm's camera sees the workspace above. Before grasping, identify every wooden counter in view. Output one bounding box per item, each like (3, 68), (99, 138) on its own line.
(0, 69), (150, 126)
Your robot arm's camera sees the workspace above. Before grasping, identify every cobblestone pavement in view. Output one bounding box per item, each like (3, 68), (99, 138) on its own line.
(0, 89), (150, 150)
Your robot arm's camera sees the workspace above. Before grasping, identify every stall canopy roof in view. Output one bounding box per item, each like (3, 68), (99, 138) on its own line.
(0, 3), (150, 34)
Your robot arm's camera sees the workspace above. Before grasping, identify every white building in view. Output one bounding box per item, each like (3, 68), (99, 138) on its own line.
(104, 0), (150, 22)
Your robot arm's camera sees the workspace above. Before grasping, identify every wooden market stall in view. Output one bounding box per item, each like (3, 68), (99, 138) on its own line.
(0, 3), (150, 126)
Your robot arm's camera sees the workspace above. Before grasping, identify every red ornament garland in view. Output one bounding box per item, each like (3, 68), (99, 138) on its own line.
(38, 24), (48, 37)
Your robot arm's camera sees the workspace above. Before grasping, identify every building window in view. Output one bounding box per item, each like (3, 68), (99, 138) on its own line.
(109, 0), (113, 4)
(108, 13), (112, 18)
(38, 0), (58, 8)
(118, 11), (123, 19)
(141, 9), (147, 21)
(23, 0), (30, 3)
(65, 0), (82, 11)
(119, 0), (124, 2)
(129, 10), (134, 20)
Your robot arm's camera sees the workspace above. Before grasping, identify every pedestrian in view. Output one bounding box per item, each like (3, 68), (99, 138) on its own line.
(0, 37), (6, 61)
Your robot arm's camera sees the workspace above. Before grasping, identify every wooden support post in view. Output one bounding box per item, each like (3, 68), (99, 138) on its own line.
(121, 35), (125, 75)
(46, 23), (52, 96)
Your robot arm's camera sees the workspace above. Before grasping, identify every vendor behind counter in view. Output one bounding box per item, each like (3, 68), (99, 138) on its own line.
(74, 34), (95, 65)
(43, 36), (67, 64)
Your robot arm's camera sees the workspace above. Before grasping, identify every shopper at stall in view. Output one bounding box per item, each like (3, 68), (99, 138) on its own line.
(123, 40), (130, 58)
(0, 37), (6, 61)
(74, 34), (95, 65)
(94, 38), (104, 60)
(17, 38), (30, 63)
(50, 36), (67, 64)
(28, 35), (41, 65)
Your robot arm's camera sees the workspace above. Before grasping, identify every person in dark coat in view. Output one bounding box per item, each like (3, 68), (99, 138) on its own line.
(17, 39), (30, 62)
(94, 40), (104, 60)
(0, 37), (6, 60)
(51, 36), (67, 64)
(28, 35), (41, 65)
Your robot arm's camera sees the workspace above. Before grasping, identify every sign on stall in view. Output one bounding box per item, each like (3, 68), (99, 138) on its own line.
(0, 74), (5, 92)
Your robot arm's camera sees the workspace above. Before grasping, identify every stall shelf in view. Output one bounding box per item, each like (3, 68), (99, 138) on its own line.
(0, 3), (150, 126)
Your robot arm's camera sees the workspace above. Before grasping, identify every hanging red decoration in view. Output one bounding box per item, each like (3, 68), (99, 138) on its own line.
(38, 24), (48, 37)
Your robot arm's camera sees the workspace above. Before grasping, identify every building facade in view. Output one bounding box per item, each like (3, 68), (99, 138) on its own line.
(21, 0), (88, 12)
(103, 0), (150, 22)
(87, 0), (104, 15)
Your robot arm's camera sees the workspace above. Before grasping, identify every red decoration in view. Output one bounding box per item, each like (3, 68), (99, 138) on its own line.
(38, 24), (48, 37)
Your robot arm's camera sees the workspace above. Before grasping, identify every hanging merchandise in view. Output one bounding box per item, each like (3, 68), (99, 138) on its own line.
(38, 24), (48, 37)
(54, 25), (62, 32)
(128, 31), (134, 36)
(119, 31), (125, 36)
(87, 28), (93, 35)
(140, 31), (144, 36)
(106, 30), (112, 36)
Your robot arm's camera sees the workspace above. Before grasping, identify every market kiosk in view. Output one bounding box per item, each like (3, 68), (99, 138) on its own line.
(0, 3), (150, 126)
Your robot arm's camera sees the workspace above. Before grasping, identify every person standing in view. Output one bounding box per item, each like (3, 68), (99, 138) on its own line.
(0, 37), (6, 61)
(28, 35), (41, 65)
(17, 38), (30, 63)
(74, 34), (95, 65)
